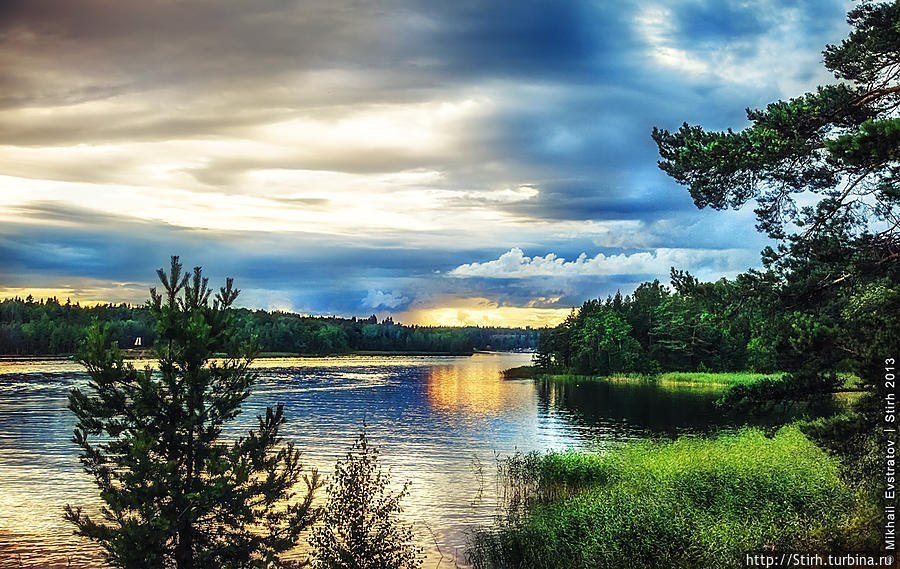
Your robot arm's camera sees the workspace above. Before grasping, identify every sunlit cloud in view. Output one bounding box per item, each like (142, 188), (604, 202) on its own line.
(363, 290), (408, 310)
(0, 174), (530, 237)
(634, 0), (847, 98)
(449, 247), (755, 281)
(636, 6), (710, 76)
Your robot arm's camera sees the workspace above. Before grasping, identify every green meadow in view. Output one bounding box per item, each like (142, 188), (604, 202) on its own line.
(469, 427), (879, 569)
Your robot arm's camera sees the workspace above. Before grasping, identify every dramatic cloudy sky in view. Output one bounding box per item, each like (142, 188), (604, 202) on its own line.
(0, 0), (851, 326)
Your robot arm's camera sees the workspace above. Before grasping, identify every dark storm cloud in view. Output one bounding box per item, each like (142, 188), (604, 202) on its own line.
(0, 205), (219, 283)
(503, 180), (693, 222)
(672, 2), (770, 43)
(0, 203), (484, 279)
(0, 1), (391, 84)
(408, 1), (635, 80)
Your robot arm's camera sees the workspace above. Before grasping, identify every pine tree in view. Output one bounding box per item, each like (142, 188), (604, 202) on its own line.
(652, 1), (898, 245)
(65, 256), (321, 568)
(310, 431), (422, 569)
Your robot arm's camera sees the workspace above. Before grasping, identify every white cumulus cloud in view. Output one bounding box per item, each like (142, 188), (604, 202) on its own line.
(449, 247), (753, 279)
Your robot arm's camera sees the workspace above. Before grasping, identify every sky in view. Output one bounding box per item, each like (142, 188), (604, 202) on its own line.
(0, 0), (852, 327)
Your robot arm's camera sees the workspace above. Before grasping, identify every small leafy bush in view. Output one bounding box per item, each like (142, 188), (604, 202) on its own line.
(310, 431), (422, 569)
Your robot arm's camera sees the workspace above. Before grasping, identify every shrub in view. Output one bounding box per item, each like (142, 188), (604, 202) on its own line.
(310, 431), (422, 569)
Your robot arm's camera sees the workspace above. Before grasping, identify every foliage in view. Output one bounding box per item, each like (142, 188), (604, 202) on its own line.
(650, 0), (899, 391)
(0, 296), (539, 356)
(536, 272), (766, 376)
(469, 427), (874, 569)
(65, 257), (322, 568)
(310, 431), (422, 569)
(538, 371), (785, 389)
(651, 1), (899, 242)
(500, 365), (539, 379)
(0, 295), (155, 355)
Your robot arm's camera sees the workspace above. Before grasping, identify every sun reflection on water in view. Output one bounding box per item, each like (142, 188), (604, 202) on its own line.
(425, 355), (536, 417)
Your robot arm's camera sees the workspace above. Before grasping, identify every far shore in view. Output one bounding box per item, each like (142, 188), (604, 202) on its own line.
(0, 349), (538, 360)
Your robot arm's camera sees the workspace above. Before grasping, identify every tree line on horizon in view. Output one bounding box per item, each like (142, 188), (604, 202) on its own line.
(0, 295), (538, 356)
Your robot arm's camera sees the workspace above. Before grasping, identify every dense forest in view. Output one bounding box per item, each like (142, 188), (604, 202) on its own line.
(537, 224), (898, 400)
(0, 295), (538, 355)
(534, 241), (897, 382)
(536, 270), (762, 376)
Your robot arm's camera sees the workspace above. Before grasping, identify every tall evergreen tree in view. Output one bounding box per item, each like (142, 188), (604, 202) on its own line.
(652, 0), (898, 243)
(651, 0), (899, 385)
(65, 256), (321, 568)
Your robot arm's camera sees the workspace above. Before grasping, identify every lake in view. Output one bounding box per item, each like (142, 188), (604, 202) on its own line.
(0, 353), (735, 568)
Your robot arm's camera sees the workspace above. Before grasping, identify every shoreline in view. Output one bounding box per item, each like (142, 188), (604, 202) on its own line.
(0, 350), (508, 360)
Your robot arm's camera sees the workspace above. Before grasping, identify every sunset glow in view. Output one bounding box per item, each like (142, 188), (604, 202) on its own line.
(400, 299), (571, 328)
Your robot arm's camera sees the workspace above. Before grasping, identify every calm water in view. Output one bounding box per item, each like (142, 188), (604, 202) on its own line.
(0, 354), (732, 568)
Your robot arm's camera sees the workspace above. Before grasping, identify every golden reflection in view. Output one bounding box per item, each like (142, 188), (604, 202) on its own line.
(425, 354), (535, 416)
(0, 466), (105, 568)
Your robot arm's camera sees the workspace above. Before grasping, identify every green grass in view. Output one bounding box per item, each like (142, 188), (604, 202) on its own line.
(542, 371), (782, 389)
(656, 371), (783, 387)
(543, 372), (649, 383)
(544, 371), (861, 391)
(543, 372), (864, 407)
(469, 427), (874, 569)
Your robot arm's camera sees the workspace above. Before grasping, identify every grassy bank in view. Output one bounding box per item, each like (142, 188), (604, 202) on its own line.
(539, 370), (862, 389)
(470, 427), (875, 569)
(656, 371), (782, 386)
(541, 370), (782, 388)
